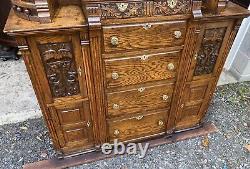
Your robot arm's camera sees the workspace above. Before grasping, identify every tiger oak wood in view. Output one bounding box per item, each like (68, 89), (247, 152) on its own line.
(4, 0), (250, 158)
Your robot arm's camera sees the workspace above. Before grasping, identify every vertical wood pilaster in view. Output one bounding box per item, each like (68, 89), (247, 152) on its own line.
(167, 22), (201, 134)
(88, 19), (108, 145)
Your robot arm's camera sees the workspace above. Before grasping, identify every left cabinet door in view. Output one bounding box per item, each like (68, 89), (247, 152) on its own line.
(27, 33), (95, 154)
(28, 33), (88, 103)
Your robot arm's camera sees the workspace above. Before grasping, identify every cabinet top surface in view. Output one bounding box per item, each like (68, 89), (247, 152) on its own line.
(4, 5), (87, 35)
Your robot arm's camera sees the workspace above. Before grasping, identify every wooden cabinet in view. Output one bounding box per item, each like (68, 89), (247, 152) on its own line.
(4, 1), (250, 157)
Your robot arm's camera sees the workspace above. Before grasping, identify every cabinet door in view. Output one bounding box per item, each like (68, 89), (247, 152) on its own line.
(28, 33), (87, 103)
(187, 21), (233, 81)
(49, 99), (94, 153)
(176, 79), (214, 130)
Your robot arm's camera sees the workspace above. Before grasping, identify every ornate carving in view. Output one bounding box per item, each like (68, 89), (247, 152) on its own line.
(153, 0), (191, 16)
(194, 28), (227, 76)
(95, 0), (192, 19)
(101, 2), (143, 19)
(39, 43), (80, 98)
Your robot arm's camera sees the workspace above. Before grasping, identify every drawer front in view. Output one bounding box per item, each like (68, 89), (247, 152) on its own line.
(108, 111), (168, 141)
(107, 84), (174, 117)
(105, 51), (180, 88)
(103, 21), (187, 53)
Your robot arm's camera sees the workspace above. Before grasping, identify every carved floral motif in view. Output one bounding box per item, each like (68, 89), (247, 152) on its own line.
(154, 0), (191, 15)
(101, 2), (143, 19)
(194, 28), (227, 76)
(39, 43), (80, 98)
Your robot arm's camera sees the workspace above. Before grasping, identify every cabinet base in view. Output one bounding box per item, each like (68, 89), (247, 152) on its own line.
(23, 122), (218, 169)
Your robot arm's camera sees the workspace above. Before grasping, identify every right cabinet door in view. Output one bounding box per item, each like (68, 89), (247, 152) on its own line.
(187, 21), (233, 81)
(176, 20), (235, 130)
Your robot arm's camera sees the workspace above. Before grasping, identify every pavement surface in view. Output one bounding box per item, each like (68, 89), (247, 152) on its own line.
(0, 81), (249, 169)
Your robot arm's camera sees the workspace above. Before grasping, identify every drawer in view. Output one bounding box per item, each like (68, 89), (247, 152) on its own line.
(108, 110), (168, 141)
(103, 21), (187, 53)
(107, 84), (174, 117)
(105, 51), (180, 88)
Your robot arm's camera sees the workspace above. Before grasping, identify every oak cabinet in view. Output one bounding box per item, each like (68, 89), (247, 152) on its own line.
(4, 1), (250, 157)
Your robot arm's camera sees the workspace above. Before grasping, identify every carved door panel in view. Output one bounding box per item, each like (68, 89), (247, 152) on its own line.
(28, 33), (88, 103)
(49, 100), (95, 153)
(187, 21), (234, 81)
(175, 78), (214, 130)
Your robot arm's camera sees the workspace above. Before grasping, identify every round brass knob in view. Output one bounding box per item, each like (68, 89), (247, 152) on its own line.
(114, 129), (120, 136)
(111, 72), (119, 80)
(162, 95), (169, 101)
(112, 104), (120, 110)
(158, 120), (164, 126)
(174, 31), (182, 39)
(167, 63), (175, 71)
(110, 36), (119, 46)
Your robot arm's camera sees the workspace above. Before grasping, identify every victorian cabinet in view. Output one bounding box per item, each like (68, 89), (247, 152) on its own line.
(4, 0), (250, 156)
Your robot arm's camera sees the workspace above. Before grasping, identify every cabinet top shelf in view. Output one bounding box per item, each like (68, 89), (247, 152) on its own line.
(4, 5), (87, 36)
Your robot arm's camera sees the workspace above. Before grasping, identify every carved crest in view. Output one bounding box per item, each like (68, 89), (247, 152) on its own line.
(116, 3), (129, 12)
(167, 0), (178, 9)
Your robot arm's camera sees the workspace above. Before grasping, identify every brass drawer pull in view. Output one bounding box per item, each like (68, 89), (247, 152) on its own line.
(112, 104), (120, 109)
(138, 87), (145, 92)
(86, 121), (91, 127)
(162, 95), (169, 101)
(111, 36), (119, 46)
(167, 63), (175, 71)
(174, 30), (182, 39)
(140, 55), (149, 61)
(143, 23), (152, 30)
(158, 120), (164, 126)
(135, 115), (144, 120)
(111, 72), (119, 80)
(114, 129), (120, 136)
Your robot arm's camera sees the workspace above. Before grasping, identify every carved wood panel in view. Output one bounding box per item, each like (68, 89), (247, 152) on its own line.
(194, 27), (227, 76)
(39, 42), (80, 98)
(90, 0), (192, 19)
(153, 0), (191, 16)
(101, 2), (144, 19)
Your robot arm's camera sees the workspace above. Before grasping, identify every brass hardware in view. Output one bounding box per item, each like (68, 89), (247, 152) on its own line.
(158, 120), (164, 126)
(194, 53), (198, 60)
(140, 55), (149, 61)
(114, 129), (120, 136)
(167, 0), (177, 9)
(174, 30), (182, 39)
(78, 67), (82, 76)
(138, 87), (145, 92)
(167, 63), (175, 71)
(135, 115), (144, 120)
(143, 23), (152, 30)
(111, 72), (119, 80)
(113, 104), (120, 110)
(86, 121), (91, 127)
(162, 95), (169, 101)
(116, 3), (128, 12)
(111, 36), (119, 46)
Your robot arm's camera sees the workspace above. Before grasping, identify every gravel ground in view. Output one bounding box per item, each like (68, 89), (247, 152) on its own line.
(0, 82), (249, 169)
